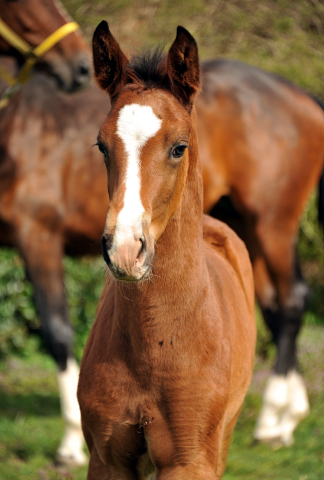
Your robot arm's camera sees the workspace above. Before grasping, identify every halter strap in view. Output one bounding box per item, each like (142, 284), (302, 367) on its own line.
(0, 20), (80, 109)
(0, 17), (31, 55)
(33, 22), (80, 57)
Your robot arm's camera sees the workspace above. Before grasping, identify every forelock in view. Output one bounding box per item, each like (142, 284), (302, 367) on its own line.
(123, 46), (168, 89)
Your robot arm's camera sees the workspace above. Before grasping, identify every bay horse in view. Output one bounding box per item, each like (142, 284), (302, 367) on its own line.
(0, 0), (92, 465)
(0, 0), (92, 96)
(0, 69), (110, 465)
(197, 60), (324, 446)
(77, 22), (256, 479)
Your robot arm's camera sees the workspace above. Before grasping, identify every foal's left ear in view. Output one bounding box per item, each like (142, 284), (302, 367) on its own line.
(167, 26), (200, 110)
(92, 20), (128, 97)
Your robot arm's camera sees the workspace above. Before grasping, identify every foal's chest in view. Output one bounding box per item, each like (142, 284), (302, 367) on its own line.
(80, 345), (226, 474)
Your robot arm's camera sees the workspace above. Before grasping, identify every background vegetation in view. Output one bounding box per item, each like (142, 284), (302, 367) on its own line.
(1, 0), (324, 478)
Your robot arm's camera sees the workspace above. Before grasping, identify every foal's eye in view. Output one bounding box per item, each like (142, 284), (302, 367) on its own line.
(170, 145), (187, 159)
(95, 142), (107, 157)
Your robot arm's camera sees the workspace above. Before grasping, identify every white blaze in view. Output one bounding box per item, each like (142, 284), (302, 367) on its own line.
(114, 104), (162, 245)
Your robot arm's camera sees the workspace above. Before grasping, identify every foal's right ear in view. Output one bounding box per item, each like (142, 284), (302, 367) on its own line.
(92, 21), (128, 97)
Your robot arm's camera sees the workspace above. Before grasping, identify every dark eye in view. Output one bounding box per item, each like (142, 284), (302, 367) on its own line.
(95, 142), (107, 157)
(171, 145), (187, 159)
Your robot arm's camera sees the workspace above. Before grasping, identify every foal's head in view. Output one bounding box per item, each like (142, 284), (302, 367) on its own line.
(93, 22), (200, 281)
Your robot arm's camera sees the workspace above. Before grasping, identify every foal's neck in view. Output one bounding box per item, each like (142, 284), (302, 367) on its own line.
(114, 117), (205, 318)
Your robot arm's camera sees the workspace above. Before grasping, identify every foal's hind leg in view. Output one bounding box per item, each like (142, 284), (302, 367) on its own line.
(252, 252), (310, 447)
(17, 225), (86, 465)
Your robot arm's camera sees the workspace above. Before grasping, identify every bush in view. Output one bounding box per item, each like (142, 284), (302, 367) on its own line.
(0, 248), (105, 362)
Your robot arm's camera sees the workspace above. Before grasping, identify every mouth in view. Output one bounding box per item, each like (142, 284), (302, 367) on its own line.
(37, 58), (91, 92)
(107, 263), (151, 282)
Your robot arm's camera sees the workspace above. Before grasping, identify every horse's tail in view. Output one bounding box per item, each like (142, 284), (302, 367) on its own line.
(312, 96), (324, 230)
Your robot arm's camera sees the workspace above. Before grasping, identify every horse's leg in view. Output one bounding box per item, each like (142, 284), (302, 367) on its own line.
(252, 244), (310, 447)
(216, 409), (242, 479)
(17, 225), (86, 465)
(87, 449), (116, 480)
(155, 463), (216, 480)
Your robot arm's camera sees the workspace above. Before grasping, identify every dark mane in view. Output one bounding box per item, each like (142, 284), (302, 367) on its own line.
(124, 46), (168, 88)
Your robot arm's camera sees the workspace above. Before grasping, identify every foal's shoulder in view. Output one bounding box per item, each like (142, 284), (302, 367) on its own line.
(203, 214), (246, 258)
(203, 214), (254, 307)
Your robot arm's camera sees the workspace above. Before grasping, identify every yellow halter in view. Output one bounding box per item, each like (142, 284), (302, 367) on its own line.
(0, 19), (80, 109)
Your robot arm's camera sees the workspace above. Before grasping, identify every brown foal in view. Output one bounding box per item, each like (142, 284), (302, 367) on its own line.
(78, 22), (256, 479)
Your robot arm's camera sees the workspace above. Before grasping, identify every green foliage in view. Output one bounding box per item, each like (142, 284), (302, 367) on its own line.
(63, 256), (105, 362)
(298, 192), (324, 261)
(0, 249), (38, 359)
(63, 0), (324, 99)
(0, 248), (105, 363)
(298, 193), (324, 325)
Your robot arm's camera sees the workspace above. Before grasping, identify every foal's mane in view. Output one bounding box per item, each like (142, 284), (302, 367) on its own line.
(123, 46), (168, 90)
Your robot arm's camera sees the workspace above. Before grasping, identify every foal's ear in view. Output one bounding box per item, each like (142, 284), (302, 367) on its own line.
(92, 21), (128, 97)
(167, 26), (200, 110)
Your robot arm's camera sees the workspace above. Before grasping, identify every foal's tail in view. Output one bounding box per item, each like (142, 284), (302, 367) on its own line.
(313, 96), (324, 230)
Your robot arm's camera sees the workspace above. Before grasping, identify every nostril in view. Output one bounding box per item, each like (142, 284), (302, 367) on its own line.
(73, 57), (92, 86)
(101, 234), (113, 266)
(140, 236), (146, 254)
(135, 236), (147, 265)
(79, 64), (89, 76)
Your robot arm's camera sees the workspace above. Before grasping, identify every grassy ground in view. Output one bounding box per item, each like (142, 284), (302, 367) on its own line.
(0, 323), (323, 480)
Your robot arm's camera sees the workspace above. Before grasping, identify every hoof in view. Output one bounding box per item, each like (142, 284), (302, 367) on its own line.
(55, 449), (88, 467)
(254, 435), (294, 450)
(254, 371), (309, 449)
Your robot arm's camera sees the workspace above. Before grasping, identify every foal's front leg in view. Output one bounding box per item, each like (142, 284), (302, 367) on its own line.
(17, 224), (86, 465)
(146, 419), (220, 480)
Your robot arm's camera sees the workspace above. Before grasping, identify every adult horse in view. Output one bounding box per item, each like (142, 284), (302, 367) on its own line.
(0, 0), (92, 465)
(0, 70), (110, 465)
(197, 61), (324, 446)
(0, 0), (92, 97)
(77, 21), (256, 479)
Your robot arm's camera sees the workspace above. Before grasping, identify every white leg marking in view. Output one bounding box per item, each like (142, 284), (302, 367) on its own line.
(113, 104), (162, 246)
(254, 371), (309, 446)
(56, 358), (87, 466)
(254, 374), (289, 442)
(279, 371), (310, 445)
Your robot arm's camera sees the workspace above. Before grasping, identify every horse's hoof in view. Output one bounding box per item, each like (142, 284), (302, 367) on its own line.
(254, 435), (294, 450)
(55, 450), (88, 467)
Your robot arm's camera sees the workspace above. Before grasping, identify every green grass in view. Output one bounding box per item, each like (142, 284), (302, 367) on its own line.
(0, 353), (86, 480)
(0, 324), (323, 479)
(224, 324), (324, 479)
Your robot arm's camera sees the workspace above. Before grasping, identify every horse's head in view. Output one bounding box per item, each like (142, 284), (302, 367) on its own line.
(0, 0), (92, 91)
(93, 21), (200, 281)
